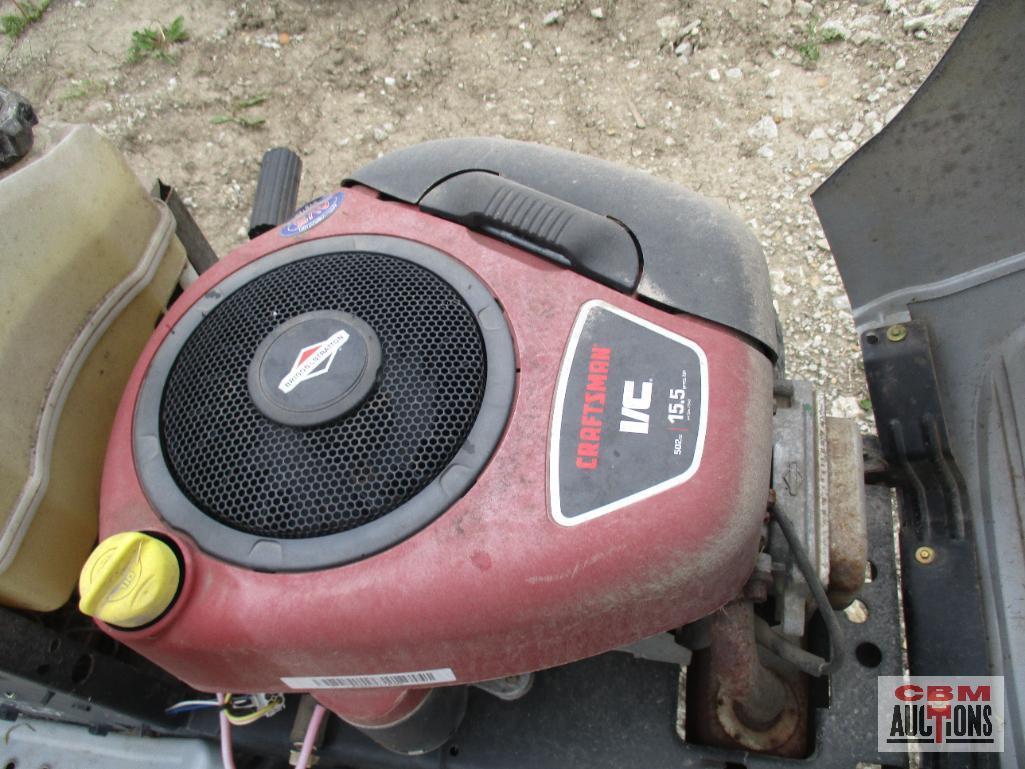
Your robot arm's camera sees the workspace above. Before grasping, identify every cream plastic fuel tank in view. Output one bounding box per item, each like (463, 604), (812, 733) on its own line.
(0, 123), (186, 610)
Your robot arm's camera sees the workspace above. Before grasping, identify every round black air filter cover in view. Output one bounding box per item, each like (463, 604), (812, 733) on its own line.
(134, 235), (515, 571)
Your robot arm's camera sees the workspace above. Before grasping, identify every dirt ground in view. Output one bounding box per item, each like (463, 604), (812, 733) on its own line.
(1, 0), (971, 415)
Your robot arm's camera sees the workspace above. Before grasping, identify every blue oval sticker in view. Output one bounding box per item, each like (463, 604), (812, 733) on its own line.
(280, 191), (345, 237)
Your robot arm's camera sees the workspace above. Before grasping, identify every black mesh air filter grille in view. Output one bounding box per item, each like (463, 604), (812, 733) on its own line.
(159, 251), (487, 539)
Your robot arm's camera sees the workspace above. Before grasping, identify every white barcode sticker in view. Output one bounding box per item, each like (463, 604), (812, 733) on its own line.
(281, 668), (457, 690)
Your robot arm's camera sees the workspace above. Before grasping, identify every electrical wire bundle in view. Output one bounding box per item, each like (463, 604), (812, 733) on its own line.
(165, 692), (285, 724)
(165, 692), (325, 769)
(224, 693), (286, 725)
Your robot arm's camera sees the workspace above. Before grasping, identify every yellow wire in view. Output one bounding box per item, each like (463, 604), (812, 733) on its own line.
(223, 696), (284, 726)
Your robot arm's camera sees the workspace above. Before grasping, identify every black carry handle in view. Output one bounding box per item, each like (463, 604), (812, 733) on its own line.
(419, 172), (640, 292)
(248, 147), (303, 239)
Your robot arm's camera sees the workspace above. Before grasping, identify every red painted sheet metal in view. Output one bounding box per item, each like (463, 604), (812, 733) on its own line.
(98, 186), (774, 713)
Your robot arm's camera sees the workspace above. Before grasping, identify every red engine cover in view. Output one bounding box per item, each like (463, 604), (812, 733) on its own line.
(98, 185), (773, 723)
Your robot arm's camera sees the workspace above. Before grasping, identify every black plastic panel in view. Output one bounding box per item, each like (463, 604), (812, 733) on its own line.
(815, 2), (1024, 763)
(345, 138), (778, 359)
(860, 322), (990, 684)
(813, 0), (1025, 318)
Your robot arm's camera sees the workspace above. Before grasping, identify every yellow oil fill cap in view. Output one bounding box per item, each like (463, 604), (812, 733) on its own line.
(78, 532), (181, 628)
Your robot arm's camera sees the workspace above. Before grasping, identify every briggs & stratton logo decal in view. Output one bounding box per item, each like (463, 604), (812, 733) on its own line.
(878, 676), (1004, 753)
(278, 329), (350, 394)
(280, 191), (345, 237)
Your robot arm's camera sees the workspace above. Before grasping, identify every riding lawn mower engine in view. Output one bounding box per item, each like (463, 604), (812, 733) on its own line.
(80, 139), (867, 759)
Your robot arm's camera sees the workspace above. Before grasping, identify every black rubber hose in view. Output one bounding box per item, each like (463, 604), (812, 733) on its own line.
(769, 501), (846, 674)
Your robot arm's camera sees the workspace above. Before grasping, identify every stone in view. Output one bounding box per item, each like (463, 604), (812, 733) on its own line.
(748, 115), (779, 142)
(810, 142), (831, 161)
(679, 19), (702, 37)
(656, 15), (681, 40)
(820, 20), (850, 40)
(852, 30), (883, 45)
(941, 7), (973, 29)
(903, 14), (936, 32)
(831, 139), (857, 159)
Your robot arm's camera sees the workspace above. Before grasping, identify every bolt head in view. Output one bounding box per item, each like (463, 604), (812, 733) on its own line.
(886, 324), (908, 342)
(915, 546), (935, 565)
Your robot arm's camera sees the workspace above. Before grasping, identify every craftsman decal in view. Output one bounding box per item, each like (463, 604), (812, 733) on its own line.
(549, 300), (708, 526)
(574, 344), (610, 470)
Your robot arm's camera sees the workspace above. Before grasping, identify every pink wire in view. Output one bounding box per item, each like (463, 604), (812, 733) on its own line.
(295, 704), (328, 768)
(216, 693), (237, 769)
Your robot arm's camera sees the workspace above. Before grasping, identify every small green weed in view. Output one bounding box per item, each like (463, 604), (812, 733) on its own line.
(61, 78), (107, 101)
(2, 0), (51, 40)
(211, 95), (268, 129)
(796, 40), (820, 65)
(128, 15), (188, 63)
(794, 19), (845, 68)
(234, 95), (267, 109)
(211, 114), (266, 128)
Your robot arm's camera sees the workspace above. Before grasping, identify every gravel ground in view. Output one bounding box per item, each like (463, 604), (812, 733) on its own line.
(1, 0), (972, 416)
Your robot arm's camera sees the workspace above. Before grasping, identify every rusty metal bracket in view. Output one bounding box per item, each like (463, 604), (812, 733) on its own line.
(770, 382), (868, 631)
